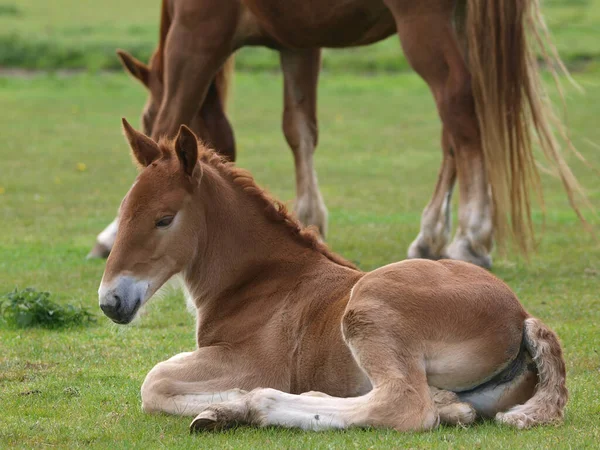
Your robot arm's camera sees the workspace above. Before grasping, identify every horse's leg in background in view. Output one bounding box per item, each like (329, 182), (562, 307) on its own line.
(151, 2), (238, 140)
(88, 217), (118, 259)
(387, 0), (493, 268)
(407, 128), (457, 260)
(280, 48), (328, 237)
(196, 58), (236, 161)
(88, 6), (237, 258)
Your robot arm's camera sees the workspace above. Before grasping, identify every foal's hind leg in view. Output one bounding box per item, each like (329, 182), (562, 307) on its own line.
(408, 129), (457, 260)
(280, 49), (328, 237)
(388, 0), (493, 268)
(430, 387), (476, 426)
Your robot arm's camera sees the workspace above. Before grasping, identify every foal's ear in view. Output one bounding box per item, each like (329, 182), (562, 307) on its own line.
(116, 49), (150, 87)
(174, 125), (199, 177)
(122, 118), (161, 167)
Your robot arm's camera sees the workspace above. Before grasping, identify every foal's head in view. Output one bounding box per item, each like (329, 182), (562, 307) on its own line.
(98, 119), (204, 324)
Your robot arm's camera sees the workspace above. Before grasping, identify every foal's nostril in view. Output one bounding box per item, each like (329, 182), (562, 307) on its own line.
(100, 293), (122, 316)
(113, 294), (122, 311)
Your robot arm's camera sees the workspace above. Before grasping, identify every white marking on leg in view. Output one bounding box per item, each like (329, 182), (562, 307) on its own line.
(144, 387), (249, 416)
(168, 390), (249, 416)
(97, 217), (119, 250)
(447, 174), (493, 268)
(293, 126), (328, 237)
(408, 152), (456, 259)
(248, 388), (369, 430)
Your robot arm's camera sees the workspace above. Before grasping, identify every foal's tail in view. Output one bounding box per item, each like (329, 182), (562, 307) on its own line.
(496, 318), (568, 428)
(463, 0), (589, 255)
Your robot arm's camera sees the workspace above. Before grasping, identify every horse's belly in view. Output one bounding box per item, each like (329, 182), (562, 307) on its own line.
(243, 0), (396, 48)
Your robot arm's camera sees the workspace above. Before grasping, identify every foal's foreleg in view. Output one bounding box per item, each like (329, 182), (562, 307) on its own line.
(141, 350), (267, 417)
(190, 385), (474, 432)
(280, 48), (328, 237)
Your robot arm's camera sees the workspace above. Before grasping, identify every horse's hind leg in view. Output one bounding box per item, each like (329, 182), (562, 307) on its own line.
(408, 129), (457, 260)
(280, 48), (328, 237)
(387, 0), (493, 268)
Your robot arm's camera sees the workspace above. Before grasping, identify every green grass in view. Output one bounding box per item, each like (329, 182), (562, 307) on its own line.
(0, 66), (599, 448)
(1, 0), (600, 72)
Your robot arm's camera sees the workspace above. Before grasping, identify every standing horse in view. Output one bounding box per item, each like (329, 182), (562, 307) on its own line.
(98, 120), (568, 432)
(89, 0), (585, 269)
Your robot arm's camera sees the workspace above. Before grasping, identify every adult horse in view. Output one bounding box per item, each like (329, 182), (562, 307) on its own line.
(98, 120), (568, 432)
(90, 0), (584, 268)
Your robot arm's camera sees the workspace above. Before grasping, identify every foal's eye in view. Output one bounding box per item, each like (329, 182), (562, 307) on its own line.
(155, 216), (174, 228)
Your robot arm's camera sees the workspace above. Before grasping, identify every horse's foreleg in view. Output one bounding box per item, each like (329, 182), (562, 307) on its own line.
(388, 1), (493, 268)
(87, 217), (118, 259)
(280, 48), (328, 237)
(151, 5), (237, 140)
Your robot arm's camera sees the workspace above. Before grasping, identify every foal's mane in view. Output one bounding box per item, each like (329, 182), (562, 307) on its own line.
(158, 138), (358, 270)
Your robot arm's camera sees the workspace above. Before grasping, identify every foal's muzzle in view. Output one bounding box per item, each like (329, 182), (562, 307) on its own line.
(98, 276), (149, 324)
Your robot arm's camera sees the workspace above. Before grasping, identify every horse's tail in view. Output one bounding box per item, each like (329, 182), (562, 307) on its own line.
(215, 56), (235, 113)
(496, 317), (568, 428)
(462, 0), (588, 254)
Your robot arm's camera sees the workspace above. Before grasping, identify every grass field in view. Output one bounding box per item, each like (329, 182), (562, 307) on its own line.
(1, 1), (600, 449)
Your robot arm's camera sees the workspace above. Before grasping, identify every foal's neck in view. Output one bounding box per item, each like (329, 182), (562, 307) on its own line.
(182, 162), (355, 310)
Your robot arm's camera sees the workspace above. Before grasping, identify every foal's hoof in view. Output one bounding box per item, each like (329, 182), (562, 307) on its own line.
(190, 410), (229, 433)
(439, 402), (477, 426)
(86, 242), (111, 259)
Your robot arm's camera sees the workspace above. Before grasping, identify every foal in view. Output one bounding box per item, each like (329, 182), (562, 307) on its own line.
(99, 121), (568, 432)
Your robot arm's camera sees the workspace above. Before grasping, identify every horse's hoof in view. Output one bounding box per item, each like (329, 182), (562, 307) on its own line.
(407, 237), (443, 261)
(87, 242), (111, 259)
(190, 410), (228, 433)
(444, 240), (492, 270)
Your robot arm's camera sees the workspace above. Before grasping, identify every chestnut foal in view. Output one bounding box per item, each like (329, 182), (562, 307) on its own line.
(90, 0), (585, 269)
(98, 120), (568, 432)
